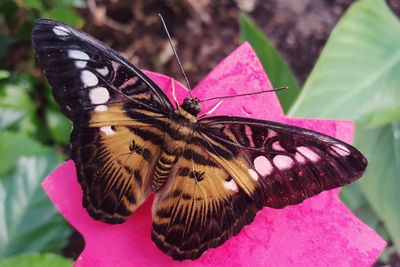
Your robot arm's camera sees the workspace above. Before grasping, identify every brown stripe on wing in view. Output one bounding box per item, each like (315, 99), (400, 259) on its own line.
(72, 120), (162, 224)
(151, 143), (260, 260)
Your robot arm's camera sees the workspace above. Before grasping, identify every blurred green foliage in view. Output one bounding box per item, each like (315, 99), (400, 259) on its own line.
(0, 0), (83, 264)
(0, 252), (73, 267)
(241, 0), (400, 261)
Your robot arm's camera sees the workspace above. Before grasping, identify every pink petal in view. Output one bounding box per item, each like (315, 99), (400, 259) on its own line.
(42, 42), (385, 266)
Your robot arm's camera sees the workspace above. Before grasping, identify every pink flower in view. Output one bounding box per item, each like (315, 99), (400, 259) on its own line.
(43, 43), (385, 266)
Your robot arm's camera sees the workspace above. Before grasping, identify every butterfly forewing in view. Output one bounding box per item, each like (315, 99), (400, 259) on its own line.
(32, 19), (173, 119)
(32, 19), (173, 223)
(198, 116), (367, 208)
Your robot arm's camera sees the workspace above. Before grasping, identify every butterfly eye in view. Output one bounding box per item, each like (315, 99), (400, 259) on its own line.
(180, 97), (201, 116)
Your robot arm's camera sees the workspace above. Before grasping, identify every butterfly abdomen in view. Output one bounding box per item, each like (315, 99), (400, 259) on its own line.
(152, 109), (196, 192)
(152, 151), (177, 192)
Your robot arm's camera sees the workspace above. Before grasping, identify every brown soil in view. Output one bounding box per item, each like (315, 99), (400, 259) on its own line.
(81, 0), (355, 86)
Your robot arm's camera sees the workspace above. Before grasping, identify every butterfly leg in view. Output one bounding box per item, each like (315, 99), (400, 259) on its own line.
(171, 79), (179, 109)
(198, 100), (224, 119)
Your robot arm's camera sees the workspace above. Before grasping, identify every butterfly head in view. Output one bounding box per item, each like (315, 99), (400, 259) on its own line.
(180, 97), (201, 117)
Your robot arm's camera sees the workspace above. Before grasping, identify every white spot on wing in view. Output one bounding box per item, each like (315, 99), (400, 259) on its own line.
(100, 126), (115, 135)
(120, 76), (139, 89)
(95, 105), (108, 112)
(273, 155), (294, 170)
(272, 141), (285, 151)
(245, 125), (255, 147)
(267, 130), (277, 138)
(68, 50), (89, 60)
(75, 60), (87, 68)
(90, 87), (110, 104)
(81, 70), (98, 87)
(224, 179), (239, 192)
(297, 146), (320, 162)
(331, 144), (351, 156)
(53, 25), (70, 36)
(248, 169), (259, 182)
(295, 152), (307, 164)
(97, 67), (109, 76)
(254, 156), (273, 176)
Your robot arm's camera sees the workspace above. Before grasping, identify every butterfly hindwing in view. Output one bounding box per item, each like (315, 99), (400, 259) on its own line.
(32, 19), (174, 223)
(198, 116), (368, 208)
(152, 116), (367, 260)
(151, 140), (259, 260)
(72, 103), (166, 223)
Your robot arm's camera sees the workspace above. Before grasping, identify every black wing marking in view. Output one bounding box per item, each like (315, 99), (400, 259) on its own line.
(197, 116), (367, 208)
(151, 140), (259, 260)
(32, 19), (172, 224)
(32, 18), (173, 119)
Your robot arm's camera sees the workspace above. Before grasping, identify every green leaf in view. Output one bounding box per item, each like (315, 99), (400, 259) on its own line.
(0, 34), (13, 61)
(42, 5), (83, 27)
(60, 0), (85, 7)
(0, 252), (73, 267)
(19, 0), (44, 10)
(289, 0), (400, 128)
(0, 131), (52, 175)
(239, 13), (300, 113)
(0, 71), (10, 80)
(45, 108), (71, 145)
(0, 156), (72, 257)
(355, 122), (400, 253)
(0, 75), (36, 130)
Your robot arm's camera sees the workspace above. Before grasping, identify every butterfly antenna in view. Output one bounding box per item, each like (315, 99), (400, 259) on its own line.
(158, 14), (193, 97)
(200, 86), (288, 103)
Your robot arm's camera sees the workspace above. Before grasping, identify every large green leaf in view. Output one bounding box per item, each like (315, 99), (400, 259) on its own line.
(354, 122), (400, 252)
(0, 156), (71, 257)
(289, 0), (400, 129)
(240, 13), (300, 113)
(0, 252), (73, 267)
(0, 131), (52, 175)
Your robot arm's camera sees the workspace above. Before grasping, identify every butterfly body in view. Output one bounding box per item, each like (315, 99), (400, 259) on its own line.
(152, 105), (198, 192)
(32, 19), (368, 261)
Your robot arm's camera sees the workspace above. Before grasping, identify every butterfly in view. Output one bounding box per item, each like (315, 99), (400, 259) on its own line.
(32, 19), (367, 261)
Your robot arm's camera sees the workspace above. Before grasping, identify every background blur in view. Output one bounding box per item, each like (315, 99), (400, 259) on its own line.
(1, 0), (399, 266)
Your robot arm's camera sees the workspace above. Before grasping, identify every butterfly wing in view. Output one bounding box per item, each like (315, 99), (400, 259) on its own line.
(32, 18), (173, 119)
(71, 120), (163, 224)
(152, 116), (367, 260)
(197, 116), (367, 208)
(32, 19), (173, 223)
(151, 141), (260, 260)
